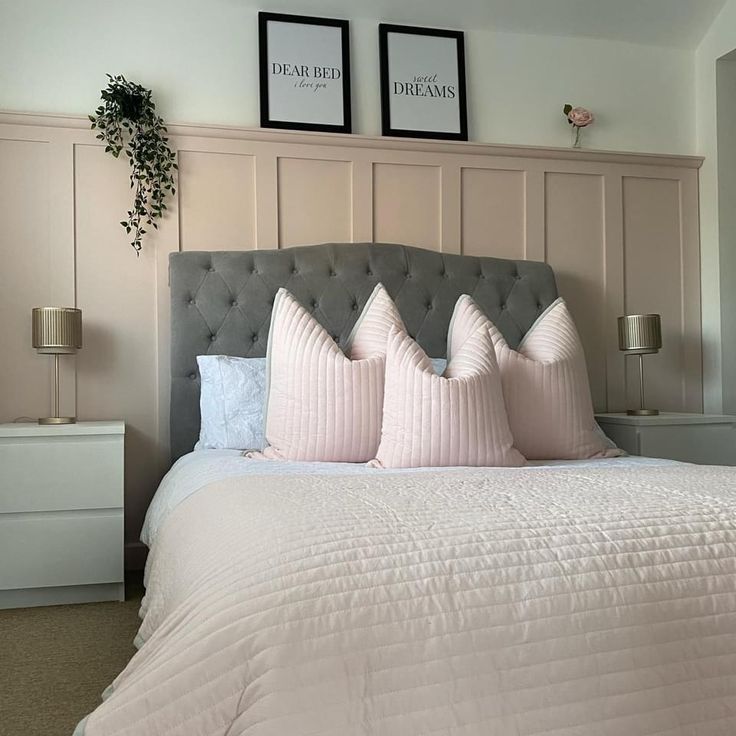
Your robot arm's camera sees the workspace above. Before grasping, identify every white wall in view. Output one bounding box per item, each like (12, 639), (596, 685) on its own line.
(695, 0), (736, 413)
(0, 0), (695, 154)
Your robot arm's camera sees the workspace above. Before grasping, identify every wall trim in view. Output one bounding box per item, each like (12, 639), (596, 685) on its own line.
(0, 110), (704, 169)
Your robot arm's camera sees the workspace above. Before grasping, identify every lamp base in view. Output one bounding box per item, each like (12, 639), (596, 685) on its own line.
(38, 416), (77, 425)
(626, 409), (659, 416)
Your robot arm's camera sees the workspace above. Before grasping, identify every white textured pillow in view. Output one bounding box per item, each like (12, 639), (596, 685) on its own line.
(484, 297), (622, 460)
(260, 283), (404, 462)
(197, 356), (267, 451)
(196, 354), (447, 453)
(373, 299), (525, 469)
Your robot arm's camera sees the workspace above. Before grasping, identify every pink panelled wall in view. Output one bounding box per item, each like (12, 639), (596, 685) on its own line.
(0, 112), (703, 564)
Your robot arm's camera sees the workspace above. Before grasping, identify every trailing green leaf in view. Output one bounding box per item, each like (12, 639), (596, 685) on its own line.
(89, 74), (177, 254)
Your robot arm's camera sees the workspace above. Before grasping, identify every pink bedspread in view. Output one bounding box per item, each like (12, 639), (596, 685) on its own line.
(78, 464), (736, 735)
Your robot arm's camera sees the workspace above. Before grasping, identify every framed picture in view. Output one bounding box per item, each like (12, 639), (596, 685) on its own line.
(379, 24), (467, 141)
(259, 12), (351, 134)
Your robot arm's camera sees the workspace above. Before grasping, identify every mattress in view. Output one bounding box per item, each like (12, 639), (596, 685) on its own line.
(78, 454), (736, 735)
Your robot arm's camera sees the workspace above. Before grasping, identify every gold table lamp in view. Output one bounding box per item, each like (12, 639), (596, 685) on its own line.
(32, 307), (83, 424)
(618, 313), (662, 416)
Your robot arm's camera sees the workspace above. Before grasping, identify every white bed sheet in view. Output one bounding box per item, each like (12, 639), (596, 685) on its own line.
(141, 450), (679, 549)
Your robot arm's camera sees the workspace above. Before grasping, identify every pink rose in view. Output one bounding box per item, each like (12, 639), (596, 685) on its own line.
(568, 106), (594, 127)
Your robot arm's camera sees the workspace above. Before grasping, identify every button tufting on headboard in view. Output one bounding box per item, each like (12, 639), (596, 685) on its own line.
(169, 242), (558, 460)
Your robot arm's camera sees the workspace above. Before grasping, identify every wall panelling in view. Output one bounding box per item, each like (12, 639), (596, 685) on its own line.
(373, 163), (442, 250)
(0, 112), (703, 565)
(178, 151), (256, 251)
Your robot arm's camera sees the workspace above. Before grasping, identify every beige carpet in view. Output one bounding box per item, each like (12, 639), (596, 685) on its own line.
(0, 573), (143, 736)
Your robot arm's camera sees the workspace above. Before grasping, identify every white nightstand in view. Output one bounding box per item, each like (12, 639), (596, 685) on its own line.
(0, 421), (125, 608)
(595, 413), (736, 466)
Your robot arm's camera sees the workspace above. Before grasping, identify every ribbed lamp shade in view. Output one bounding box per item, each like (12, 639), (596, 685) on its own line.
(32, 307), (82, 355)
(31, 307), (83, 425)
(617, 314), (661, 355)
(617, 313), (661, 416)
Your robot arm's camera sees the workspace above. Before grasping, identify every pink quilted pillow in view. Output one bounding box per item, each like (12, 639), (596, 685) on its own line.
(373, 301), (525, 469)
(260, 283), (404, 462)
(461, 296), (622, 460)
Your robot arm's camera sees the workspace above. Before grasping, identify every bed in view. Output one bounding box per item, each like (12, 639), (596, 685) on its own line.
(76, 243), (736, 735)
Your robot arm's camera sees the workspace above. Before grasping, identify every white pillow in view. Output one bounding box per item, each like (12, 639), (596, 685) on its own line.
(196, 341), (445, 454)
(197, 355), (267, 451)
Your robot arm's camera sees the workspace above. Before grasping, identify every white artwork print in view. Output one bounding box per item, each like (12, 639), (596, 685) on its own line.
(267, 21), (345, 126)
(387, 32), (461, 134)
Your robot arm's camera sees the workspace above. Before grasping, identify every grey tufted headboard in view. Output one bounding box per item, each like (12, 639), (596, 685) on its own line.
(169, 242), (558, 460)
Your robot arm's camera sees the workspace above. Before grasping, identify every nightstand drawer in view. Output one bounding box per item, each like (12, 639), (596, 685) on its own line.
(0, 510), (123, 590)
(596, 413), (736, 466)
(638, 424), (736, 465)
(0, 435), (123, 513)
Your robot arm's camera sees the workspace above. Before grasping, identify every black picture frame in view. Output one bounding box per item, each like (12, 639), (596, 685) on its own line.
(259, 12), (352, 134)
(379, 24), (468, 141)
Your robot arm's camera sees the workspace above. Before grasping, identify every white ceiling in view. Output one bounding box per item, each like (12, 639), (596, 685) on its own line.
(248, 0), (726, 48)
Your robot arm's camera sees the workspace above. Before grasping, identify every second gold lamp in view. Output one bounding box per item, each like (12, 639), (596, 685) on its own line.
(618, 313), (662, 416)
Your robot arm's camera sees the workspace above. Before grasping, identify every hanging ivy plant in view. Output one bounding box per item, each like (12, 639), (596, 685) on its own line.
(89, 74), (177, 253)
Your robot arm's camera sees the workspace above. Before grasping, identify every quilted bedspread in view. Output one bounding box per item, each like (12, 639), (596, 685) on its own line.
(78, 464), (736, 735)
